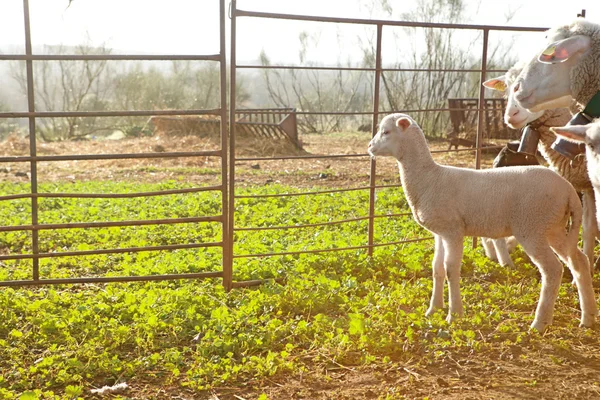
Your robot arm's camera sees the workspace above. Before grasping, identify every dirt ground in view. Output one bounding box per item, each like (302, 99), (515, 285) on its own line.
(0, 131), (500, 189)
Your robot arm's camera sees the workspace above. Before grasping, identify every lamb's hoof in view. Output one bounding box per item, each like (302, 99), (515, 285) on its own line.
(425, 304), (442, 317)
(580, 314), (596, 328)
(445, 312), (462, 324)
(530, 320), (550, 332)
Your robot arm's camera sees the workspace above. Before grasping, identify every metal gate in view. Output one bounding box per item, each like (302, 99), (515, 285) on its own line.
(0, 0), (548, 289)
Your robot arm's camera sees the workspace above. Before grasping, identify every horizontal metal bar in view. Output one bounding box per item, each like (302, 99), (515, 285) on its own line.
(235, 9), (548, 32)
(0, 54), (221, 61)
(235, 212), (413, 232)
(236, 186), (371, 199)
(0, 150), (222, 163)
(0, 271), (223, 287)
(291, 107), (505, 116)
(0, 242), (223, 261)
(373, 212), (412, 218)
(236, 153), (369, 161)
(371, 237), (434, 247)
(0, 108), (222, 119)
(0, 215), (222, 232)
(374, 184), (402, 190)
(233, 244), (371, 258)
(431, 145), (504, 154)
(235, 216), (370, 231)
(0, 186), (224, 202)
(237, 64), (509, 74)
(233, 236), (435, 259)
(231, 277), (285, 288)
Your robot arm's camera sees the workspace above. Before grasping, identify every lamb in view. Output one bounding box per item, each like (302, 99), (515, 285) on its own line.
(482, 64), (599, 269)
(514, 18), (600, 115)
(552, 120), (600, 231)
(368, 113), (597, 331)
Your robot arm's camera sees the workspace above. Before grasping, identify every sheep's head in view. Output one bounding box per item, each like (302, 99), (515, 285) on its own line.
(368, 114), (418, 159)
(515, 19), (593, 112)
(484, 75), (544, 129)
(551, 120), (600, 174)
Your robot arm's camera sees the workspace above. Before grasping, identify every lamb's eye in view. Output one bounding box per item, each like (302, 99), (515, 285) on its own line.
(383, 131), (390, 135)
(513, 83), (520, 92)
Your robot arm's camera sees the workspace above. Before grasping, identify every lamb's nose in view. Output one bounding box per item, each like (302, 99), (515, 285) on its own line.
(510, 109), (520, 118)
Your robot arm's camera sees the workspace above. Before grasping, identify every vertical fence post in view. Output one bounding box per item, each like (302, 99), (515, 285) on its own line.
(22, 0), (40, 280)
(225, 0), (237, 291)
(473, 28), (489, 249)
(220, 0), (232, 291)
(368, 23), (383, 257)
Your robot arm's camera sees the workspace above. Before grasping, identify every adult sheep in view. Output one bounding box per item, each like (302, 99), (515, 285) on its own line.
(368, 113), (596, 332)
(515, 18), (600, 122)
(483, 63), (598, 269)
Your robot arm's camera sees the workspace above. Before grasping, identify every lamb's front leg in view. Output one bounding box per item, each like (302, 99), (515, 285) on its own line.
(442, 235), (464, 323)
(426, 234), (445, 316)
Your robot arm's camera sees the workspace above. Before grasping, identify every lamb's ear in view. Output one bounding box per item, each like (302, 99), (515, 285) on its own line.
(396, 117), (411, 130)
(550, 125), (590, 143)
(538, 35), (591, 64)
(482, 76), (507, 92)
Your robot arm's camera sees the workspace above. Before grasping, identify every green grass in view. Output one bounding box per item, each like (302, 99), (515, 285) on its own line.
(0, 181), (597, 399)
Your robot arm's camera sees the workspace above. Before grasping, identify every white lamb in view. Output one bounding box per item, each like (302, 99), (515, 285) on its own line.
(483, 64), (598, 269)
(368, 113), (597, 332)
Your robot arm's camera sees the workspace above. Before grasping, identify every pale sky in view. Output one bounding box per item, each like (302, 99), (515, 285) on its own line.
(0, 0), (598, 65)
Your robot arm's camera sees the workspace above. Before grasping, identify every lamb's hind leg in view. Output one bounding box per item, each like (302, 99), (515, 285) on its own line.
(516, 236), (563, 332)
(493, 238), (514, 267)
(441, 235), (464, 323)
(582, 190), (597, 274)
(426, 234), (445, 316)
(548, 229), (597, 327)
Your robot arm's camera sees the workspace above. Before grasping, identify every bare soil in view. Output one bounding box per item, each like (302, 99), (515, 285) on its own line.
(0, 132), (500, 189)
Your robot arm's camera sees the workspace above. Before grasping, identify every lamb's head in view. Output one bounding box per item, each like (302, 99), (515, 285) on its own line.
(484, 73), (544, 129)
(551, 120), (600, 176)
(368, 114), (421, 159)
(515, 19), (597, 112)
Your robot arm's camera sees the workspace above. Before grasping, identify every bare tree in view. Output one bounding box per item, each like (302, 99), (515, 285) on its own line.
(11, 42), (112, 141)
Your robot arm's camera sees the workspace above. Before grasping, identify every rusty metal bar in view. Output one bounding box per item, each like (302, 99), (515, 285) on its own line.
(237, 153), (369, 161)
(236, 186), (372, 199)
(472, 29), (490, 249)
(231, 277), (285, 288)
(0, 215), (221, 232)
(0, 186), (224, 201)
(232, 236), (433, 259)
(226, 0), (238, 291)
(0, 150), (221, 164)
(235, 216), (371, 231)
(22, 0), (39, 281)
(0, 271), (223, 287)
(0, 242), (223, 261)
(220, 0), (231, 292)
(234, 8), (547, 32)
(0, 54), (221, 61)
(238, 64), (508, 74)
(368, 23), (383, 257)
(235, 212), (412, 232)
(0, 108), (221, 119)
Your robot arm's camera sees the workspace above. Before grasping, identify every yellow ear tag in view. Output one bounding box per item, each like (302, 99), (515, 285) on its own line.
(542, 45), (556, 57)
(493, 81), (507, 91)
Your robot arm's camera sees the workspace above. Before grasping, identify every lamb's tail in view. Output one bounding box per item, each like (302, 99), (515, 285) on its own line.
(565, 189), (583, 245)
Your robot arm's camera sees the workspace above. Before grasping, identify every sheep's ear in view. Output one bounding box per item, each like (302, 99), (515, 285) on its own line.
(550, 125), (590, 143)
(482, 76), (507, 92)
(538, 35), (591, 64)
(396, 117), (411, 130)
